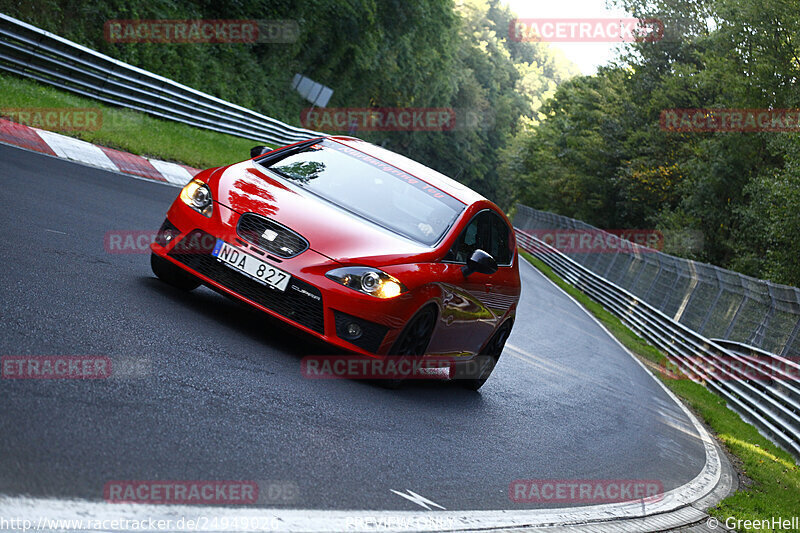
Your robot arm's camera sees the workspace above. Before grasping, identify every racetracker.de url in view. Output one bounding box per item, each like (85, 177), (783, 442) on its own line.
(0, 516), (280, 531)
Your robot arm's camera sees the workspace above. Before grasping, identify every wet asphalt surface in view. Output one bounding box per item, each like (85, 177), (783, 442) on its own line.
(0, 143), (706, 510)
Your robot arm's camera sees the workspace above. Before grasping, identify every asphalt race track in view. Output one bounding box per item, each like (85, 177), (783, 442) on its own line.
(0, 143), (707, 511)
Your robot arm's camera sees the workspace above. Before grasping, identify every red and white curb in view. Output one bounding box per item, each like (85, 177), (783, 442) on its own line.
(0, 117), (201, 186)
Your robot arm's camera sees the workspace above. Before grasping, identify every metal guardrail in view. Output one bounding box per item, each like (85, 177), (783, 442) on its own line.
(0, 13), (319, 146)
(515, 228), (800, 459)
(513, 206), (800, 359)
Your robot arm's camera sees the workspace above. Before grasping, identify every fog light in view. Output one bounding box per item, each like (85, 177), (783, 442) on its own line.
(155, 219), (181, 247)
(346, 323), (362, 339)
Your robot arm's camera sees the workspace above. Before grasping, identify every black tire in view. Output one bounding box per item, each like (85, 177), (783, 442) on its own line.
(456, 320), (513, 391)
(383, 306), (437, 388)
(391, 306), (437, 356)
(151, 253), (201, 291)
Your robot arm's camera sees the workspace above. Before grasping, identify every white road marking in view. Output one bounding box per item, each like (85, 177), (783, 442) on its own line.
(147, 158), (193, 186)
(35, 130), (118, 172)
(390, 489), (446, 510)
(0, 491), (712, 532)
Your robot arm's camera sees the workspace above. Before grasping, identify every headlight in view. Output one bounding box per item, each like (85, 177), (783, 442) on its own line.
(326, 267), (406, 299)
(180, 179), (213, 217)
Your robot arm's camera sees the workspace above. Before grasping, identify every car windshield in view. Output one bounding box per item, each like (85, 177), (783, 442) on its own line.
(259, 141), (464, 246)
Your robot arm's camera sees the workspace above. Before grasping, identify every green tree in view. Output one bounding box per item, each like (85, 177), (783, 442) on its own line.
(500, 0), (800, 285)
(0, 0), (578, 204)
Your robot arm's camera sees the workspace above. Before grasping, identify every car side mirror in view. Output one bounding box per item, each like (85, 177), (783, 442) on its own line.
(250, 145), (269, 159)
(462, 249), (498, 277)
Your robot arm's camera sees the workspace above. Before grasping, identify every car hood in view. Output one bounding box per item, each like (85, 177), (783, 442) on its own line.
(212, 161), (439, 266)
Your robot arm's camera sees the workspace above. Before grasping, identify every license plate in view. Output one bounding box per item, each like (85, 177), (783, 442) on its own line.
(212, 240), (291, 291)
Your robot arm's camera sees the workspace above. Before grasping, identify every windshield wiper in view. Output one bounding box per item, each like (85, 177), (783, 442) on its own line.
(255, 137), (325, 167)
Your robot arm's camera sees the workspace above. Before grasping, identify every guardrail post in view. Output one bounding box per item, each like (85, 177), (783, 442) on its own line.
(698, 282), (725, 336)
(749, 284), (776, 348)
(781, 315), (800, 358)
(722, 296), (747, 339)
(643, 256), (664, 301)
(673, 261), (698, 323)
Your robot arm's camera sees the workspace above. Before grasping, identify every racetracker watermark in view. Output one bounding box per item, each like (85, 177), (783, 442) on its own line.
(0, 516), (281, 531)
(301, 355), (455, 380)
(509, 18), (664, 42)
(345, 516), (456, 530)
(661, 108), (800, 132)
(658, 357), (800, 382)
(509, 479), (664, 503)
(301, 108), (457, 132)
(1, 107), (102, 131)
(106, 230), (158, 254)
(104, 481), (259, 504)
(104, 19), (299, 43)
(106, 229), (236, 254)
(2, 356), (111, 379)
(521, 229), (664, 253)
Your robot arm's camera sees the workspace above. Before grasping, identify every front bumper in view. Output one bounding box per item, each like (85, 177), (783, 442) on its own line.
(150, 200), (425, 356)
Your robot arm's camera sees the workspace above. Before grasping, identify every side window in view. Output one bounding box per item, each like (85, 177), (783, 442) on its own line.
(453, 214), (483, 263)
(444, 210), (513, 266)
(489, 212), (513, 266)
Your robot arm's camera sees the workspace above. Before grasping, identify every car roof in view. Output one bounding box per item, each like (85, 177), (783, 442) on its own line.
(326, 136), (487, 206)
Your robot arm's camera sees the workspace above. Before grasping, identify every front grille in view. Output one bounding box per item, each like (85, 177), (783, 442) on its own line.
(169, 230), (324, 334)
(237, 213), (308, 259)
(333, 310), (388, 353)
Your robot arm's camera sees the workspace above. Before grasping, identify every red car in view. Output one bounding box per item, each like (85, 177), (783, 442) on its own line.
(150, 136), (520, 389)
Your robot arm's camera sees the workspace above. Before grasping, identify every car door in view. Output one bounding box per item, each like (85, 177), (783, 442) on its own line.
(482, 210), (518, 319)
(428, 209), (516, 356)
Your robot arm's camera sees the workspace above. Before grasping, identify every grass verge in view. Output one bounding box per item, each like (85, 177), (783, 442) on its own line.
(520, 250), (800, 533)
(0, 73), (274, 169)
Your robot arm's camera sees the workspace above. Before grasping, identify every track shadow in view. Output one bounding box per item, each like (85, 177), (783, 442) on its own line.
(138, 274), (484, 396)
